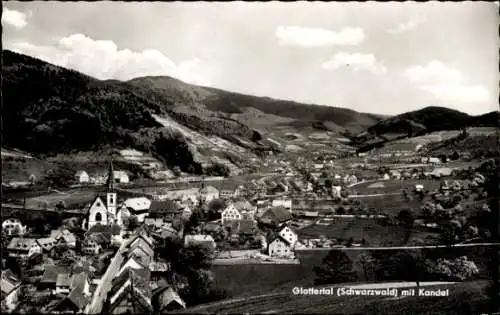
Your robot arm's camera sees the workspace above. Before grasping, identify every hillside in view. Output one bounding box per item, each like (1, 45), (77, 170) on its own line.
(2, 50), (383, 178)
(354, 106), (499, 150)
(175, 281), (492, 314)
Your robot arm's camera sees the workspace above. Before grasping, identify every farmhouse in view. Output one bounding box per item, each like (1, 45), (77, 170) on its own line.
(52, 272), (91, 313)
(2, 218), (27, 236)
(431, 167), (454, 178)
(221, 204), (242, 224)
(7, 237), (42, 260)
(258, 206), (293, 227)
(152, 286), (186, 312)
(233, 200), (257, 219)
(278, 226), (298, 247)
(415, 184), (424, 192)
(112, 170), (130, 184)
(199, 185), (220, 203)
(267, 235), (293, 258)
(331, 186), (342, 198)
(184, 234), (216, 250)
(272, 198), (292, 212)
(390, 170), (402, 180)
(75, 170), (90, 184)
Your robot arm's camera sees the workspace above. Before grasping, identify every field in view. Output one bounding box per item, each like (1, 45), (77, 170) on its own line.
(296, 217), (437, 245)
(350, 179), (443, 195)
(24, 188), (104, 209)
(179, 281), (492, 314)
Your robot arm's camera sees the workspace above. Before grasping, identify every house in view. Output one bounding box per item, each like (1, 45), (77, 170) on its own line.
(105, 267), (153, 314)
(55, 273), (72, 295)
(233, 200), (257, 219)
(147, 200), (182, 222)
(7, 237), (42, 260)
(223, 219), (258, 238)
(267, 235), (293, 258)
(390, 170), (402, 180)
(331, 186), (342, 198)
(199, 185), (220, 203)
(152, 286), (186, 313)
(343, 174), (358, 185)
(217, 183), (242, 199)
(2, 219), (27, 236)
(415, 184), (424, 192)
(258, 206), (293, 227)
(278, 226), (298, 247)
(37, 237), (57, 252)
(81, 236), (104, 256)
(75, 170), (90, 184)
(271, 199), (292, 212)
(428, 157), (442, 164)
(383, 173), (391, 180)
(221, 204), (242, 224)
(1, 270), (21, 312)
(149, 262), (170, 282)
(184, 234), (216, 250)
(112, 170), (130, 184)
(110, 224), (123, 247)
(181, 206), (192, 220)
(52, 272), (91, 313)
(38, 265), (72, 292)
(432, 168), (454, 178)
(53, 229), (77, 248)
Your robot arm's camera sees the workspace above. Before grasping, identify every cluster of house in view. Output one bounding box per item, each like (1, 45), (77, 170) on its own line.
(75, 169), (130, 185)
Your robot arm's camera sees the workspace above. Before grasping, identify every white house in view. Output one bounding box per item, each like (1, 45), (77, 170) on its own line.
(383, 173), (391, 180)
(7, 238), (42, 260)
(278, 226), (298, 247)
(331, 186), (342, 198)
(272, 199), (292, 212)
(199, 185), (220, 203)
(2, 219), (26, 236)
(75, 171), (90, 184)
(116, 197), (152, 225)
(267, 236), (293, 258)
(415, 184), (424, 192)
(109, 170), (129, 184)
(221, 204), (242, 224)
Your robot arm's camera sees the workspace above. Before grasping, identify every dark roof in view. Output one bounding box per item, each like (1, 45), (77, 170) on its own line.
(66, 286), (88, 310)
(40, 265), (72, 284)
(267, 233), (291, 246)
(110, 224), (121, 235)
(203, 222), (221, 233)
(223, 220), (257, 235)
(1, 270), (21, 295)
(109, 267), (152, 312)
(260, 206), (293, 223)
(87, 224), (112, 234)
(87, 232), (111, 244)
(153, 286), (186, 311)
(149, 200), (180, 214)
(56, 273), (72, 287)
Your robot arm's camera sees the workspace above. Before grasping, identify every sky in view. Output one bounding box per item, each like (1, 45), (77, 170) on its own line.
(2, 1), (499, 115)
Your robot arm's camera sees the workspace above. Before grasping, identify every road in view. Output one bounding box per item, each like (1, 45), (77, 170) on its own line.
(296, 242), (500, 251)
(86, 244), (126, 314)
(348, 192), (401, 198)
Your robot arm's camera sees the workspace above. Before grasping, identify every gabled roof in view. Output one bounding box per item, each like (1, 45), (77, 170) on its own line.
(267, 233), (291, 246)
(109, 267), (152, 312)
(233, 200), (255, 212)
(7, 237), (38, 251)
(75, 170), (88, 177)
(37, 237), (57, 251)
(154, 286), (186, 311)
(260, 206), (293, 223)
(40, 265), (72, 284)
(66, 286), (89, 310)
(1, 270), (21, 296)
(56, 273), (72, 287)
(223, 219), (257, 235)
(148, 200), (181, 214)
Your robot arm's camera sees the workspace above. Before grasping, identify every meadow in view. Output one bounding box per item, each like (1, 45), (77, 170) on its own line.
(24, 188), (104, 209)
(179, 281), (491, 314)
(351, 179), (443, 194)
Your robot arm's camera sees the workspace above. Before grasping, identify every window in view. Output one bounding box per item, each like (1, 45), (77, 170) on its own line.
(95, 212), (103, 222)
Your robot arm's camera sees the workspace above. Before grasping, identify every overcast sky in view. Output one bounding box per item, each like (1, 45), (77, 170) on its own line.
(3, 1), (499, 115)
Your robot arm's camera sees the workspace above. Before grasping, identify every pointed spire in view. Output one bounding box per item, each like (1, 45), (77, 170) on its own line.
(107, 159), (115, 192)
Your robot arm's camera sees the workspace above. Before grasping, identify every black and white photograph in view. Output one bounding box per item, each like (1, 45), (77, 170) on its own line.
(1, 1), (499, 314)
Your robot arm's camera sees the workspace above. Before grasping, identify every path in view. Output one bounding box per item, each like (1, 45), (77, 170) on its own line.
(348, 192), (401, 198)
(296, 242), (500, 251)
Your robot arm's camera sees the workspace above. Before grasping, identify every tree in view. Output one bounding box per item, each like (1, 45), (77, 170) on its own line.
(356, 253), (375, 281)
(313, 250), (356, 285)
(55, 200), (66, 211)
(207, 199), (226, 221)
(396, 209), (415, 244)
(205, 163), (231, 177)
(427, 256), (479, 281)
(126, 215), (139, 231)
(172, 166), (182, 177)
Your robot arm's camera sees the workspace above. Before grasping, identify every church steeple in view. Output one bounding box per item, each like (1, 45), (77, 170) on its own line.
(106, 158), (117, 219)
(106, 159), (115, 192)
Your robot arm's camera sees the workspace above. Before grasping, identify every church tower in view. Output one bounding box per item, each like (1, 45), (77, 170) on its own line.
(106, 159), (117, 219)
